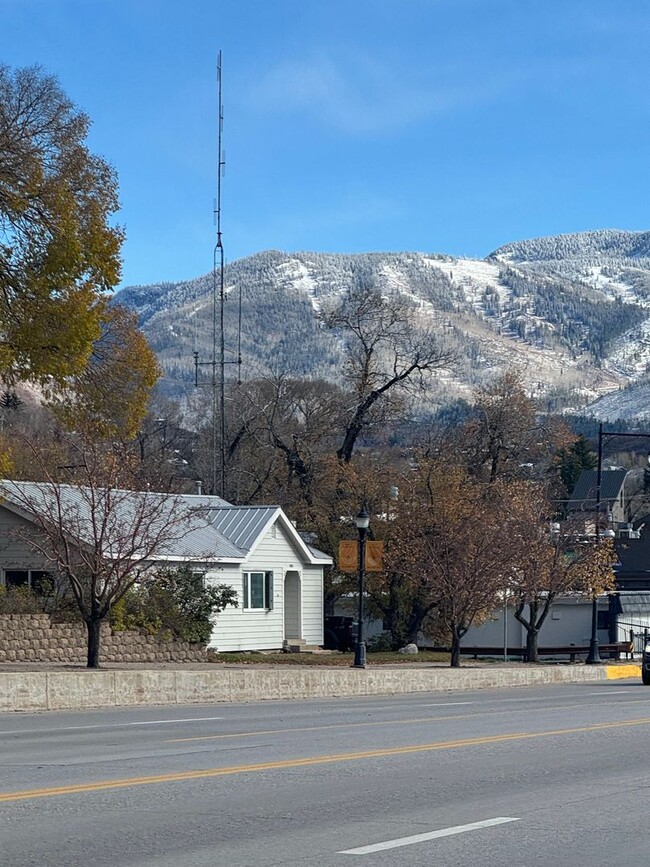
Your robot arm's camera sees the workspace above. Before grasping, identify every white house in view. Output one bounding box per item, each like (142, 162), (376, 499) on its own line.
(0, 481), (332, 653)
(197, 503), (332, 651)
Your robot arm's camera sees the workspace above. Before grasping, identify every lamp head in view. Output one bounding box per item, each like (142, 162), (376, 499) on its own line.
(355, 507), (370, 530)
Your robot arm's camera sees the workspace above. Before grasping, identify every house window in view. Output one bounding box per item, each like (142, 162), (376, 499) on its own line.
(242, 571), (273, 610)
(190, 569), (206, 588)
(3, 570), (52, 593)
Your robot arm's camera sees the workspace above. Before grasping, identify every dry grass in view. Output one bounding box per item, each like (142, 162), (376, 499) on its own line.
(207, 650), (451, 666)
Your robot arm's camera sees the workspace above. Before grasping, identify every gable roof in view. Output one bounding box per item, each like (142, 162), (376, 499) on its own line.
(567, 468), (628, 512)
(205, 505), (279, 553)
(0, 481), (332, 566)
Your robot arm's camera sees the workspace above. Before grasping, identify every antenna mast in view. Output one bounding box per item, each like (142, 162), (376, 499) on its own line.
(193, 51), (242, 499)
(215, 50), (225, 499)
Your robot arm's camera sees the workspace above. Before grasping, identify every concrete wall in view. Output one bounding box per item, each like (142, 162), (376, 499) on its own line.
(0, 614), (207, 664)
(0, 663), (630, 712)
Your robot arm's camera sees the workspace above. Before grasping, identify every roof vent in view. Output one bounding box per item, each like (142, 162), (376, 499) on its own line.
(195, 480), (203, 495)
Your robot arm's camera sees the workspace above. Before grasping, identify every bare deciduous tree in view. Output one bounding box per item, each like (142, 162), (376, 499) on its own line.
(321, 281), (454, 463)
(5, 436), (203, 667)
(508, 484), (617, 662)
(463, 372), (572, 482)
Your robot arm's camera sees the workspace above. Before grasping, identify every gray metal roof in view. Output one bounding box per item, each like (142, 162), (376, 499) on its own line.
(618, 592), (650, 614)
(307, 543), (332, 561)
(204, 505), (279, 553)
(0, 481), (330, 565)
(568, 468), (627, 511)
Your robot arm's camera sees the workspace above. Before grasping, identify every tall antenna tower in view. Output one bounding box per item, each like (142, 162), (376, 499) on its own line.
(193, 51), (242, 498)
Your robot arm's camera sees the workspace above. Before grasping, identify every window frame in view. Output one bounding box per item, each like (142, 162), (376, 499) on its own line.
(2, 569), (52, 593)
(242, 571), (274, 611)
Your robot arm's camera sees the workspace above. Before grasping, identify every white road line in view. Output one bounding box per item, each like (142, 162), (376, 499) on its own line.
(417, 701), (474, 707)
(339, 816), (520, 855)
(0, 716), (224, 736)
(351, 690), (639, 711)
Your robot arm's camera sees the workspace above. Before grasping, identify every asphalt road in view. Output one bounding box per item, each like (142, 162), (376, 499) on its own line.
(1, 679), (649, 866)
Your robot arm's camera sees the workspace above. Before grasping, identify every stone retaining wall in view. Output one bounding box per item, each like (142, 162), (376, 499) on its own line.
(0, 614), (206, 664)
(0, 664), (625, 712)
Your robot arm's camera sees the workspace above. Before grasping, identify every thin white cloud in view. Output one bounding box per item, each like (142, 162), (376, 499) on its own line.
(246, 51), (479, 136)
(245, 47), (591, 137)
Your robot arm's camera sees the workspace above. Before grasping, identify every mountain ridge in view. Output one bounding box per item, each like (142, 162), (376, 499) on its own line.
(115, 229), (650, 421)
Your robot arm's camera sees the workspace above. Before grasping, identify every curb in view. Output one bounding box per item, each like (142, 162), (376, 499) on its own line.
(605, 663), (641, 679)
(0, 663), (637, 713)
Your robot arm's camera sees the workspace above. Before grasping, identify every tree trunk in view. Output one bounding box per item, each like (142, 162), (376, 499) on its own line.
(386, 607), (406, 650)
(405, 602), (436, 646)
(450, 628), (462, 667)
(515, 597), (554, 664)
(526, 628), (540, 664)
(86, 616), (102, 668)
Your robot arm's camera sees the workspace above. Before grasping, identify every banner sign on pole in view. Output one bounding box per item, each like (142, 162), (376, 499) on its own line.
(338, 540), (384, 572)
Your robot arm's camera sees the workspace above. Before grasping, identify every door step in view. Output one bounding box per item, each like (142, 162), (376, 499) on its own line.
(283, 639), (321, 653)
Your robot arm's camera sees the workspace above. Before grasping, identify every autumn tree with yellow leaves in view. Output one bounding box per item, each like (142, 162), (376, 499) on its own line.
(49, 305), (160, 440)
(0, 64), (159, 449)
(0, 64), (122, 384)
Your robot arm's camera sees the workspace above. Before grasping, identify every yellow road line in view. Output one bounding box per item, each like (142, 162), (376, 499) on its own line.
(2, 716), (650, 804)
(167, 697), (650, 744)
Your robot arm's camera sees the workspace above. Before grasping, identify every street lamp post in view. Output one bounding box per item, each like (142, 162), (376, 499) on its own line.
(353, 506), (369, 669)
(586, 591), (601, 664)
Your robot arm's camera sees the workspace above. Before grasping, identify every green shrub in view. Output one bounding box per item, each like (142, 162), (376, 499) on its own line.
(366, 632), (396, 653)
(110, 566), (238, 644)
(0, 585), (46, 614)
(0, 582), (82, 621)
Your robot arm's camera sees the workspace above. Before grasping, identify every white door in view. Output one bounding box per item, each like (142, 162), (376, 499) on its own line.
(284, 571), (301, 640)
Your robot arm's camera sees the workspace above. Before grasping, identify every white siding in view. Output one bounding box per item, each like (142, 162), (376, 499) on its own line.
(0, 507), (53, 574)
(207, 520), (325, 652)
(301, 564), (324, 645)
(462, 598), (603, 648)
(347, 596), (607, 651)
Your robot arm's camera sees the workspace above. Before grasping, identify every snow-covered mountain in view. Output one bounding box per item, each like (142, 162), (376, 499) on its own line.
(115, 230), (650, 420)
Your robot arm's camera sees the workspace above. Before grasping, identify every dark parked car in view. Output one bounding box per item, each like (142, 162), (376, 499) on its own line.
(324, 615), (356, 652)
(643, 643), (650, 685)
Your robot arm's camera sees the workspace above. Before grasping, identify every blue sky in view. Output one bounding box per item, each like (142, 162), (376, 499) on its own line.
(2, 0), (649, 288)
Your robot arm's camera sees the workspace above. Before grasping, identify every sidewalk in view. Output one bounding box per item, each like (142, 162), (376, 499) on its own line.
(0, 661), (641, 712)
